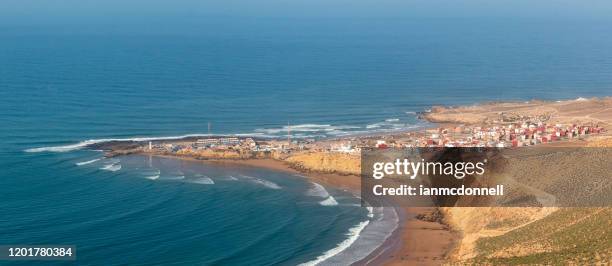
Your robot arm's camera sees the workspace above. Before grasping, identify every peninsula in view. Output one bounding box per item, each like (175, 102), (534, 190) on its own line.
(90, 97), (612, 265)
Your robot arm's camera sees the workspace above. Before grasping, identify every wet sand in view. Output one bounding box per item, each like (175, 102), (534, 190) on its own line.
(385, 207), (458, 265)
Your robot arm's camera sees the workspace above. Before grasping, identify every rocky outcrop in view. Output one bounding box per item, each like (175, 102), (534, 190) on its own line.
(284, 152), (360, 176)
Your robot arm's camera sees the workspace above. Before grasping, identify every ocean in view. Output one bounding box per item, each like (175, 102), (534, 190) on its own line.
(1, 17), (612, 265)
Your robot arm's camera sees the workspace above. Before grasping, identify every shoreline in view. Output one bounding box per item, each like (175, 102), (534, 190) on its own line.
(153, 155), (456, 266)
(25, 97), (612, 265)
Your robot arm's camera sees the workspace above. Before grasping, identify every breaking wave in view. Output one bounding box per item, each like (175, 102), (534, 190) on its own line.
(190, 177), (215, 185)
(251, 178), (281, 189)
(298, 220), (370, 266)
(319, 196), (338, 206)
(239, 175), (281, 189)
(144, 175), (160, 180)
(25, 121), (428, 153)
(306, 182), (330, 198)
(24, 134), (213, 153)
(161, 175), (185, 180)
(100, 164), (121, 172)
(75, 158), (102, 166)
(306, 183), (342, 206)
(367, 207), (374, 218)
(254, 124), (360, 137)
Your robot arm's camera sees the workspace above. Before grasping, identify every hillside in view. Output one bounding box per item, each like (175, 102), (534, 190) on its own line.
(471, 207), (610, 264)
(443, 137), (612, 264)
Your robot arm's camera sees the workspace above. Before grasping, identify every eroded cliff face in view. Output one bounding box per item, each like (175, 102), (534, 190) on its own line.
(284, 152), (360, 176)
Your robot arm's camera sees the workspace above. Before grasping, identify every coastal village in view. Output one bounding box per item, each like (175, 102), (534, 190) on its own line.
(141, 114), (606, 159)
(96, 98), (612, 265)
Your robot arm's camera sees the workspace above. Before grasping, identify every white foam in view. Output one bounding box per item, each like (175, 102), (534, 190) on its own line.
(24, 134), (212, 153)
(233, 133), (277, 139)
(162, 175), (185, 180)
(299, 220), (370, 266)
(385, 118), (399, 122)
(307, 183), (330, 198)
(367, 207), (374, 218)
(319, 196), (338, 206)
(326, 131), (350, 136)
(254, 124), (360, 135)
(145, 175), (160, 180)
(143, 169), (160, 175)
(142, 169), (160, 180)
(75, 158), (102, 166)
(292, 124), (331, 129)
(100, 164), (121, 172)
(240, 175), (281, 189)
(575, 97), (589, 102)
(25, 120), (427, 154)
(253, 179), (281, 189)
(190, 177), (215, 185)
(367, 121), (396, 130)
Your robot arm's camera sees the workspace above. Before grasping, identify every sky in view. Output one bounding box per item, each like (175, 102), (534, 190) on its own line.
(2, 0), (612, 24)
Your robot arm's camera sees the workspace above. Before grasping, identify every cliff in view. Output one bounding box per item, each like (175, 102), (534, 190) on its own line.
(284, 152), (360, 176)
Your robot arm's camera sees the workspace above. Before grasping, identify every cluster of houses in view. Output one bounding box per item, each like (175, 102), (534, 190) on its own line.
(147, 137), (308, 154)
(431, 122), (602, 148)
(318, 121), (606, 151)
(194, 137), (249, 149)
(144, 120), (605, 155)
(372, 122), (605, 148)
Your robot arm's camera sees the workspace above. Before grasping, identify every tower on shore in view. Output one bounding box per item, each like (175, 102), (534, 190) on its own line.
(287, 122), (291, 144)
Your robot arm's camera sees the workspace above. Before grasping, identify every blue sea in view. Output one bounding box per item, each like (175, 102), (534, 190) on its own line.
(1, 17), (612, 265)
